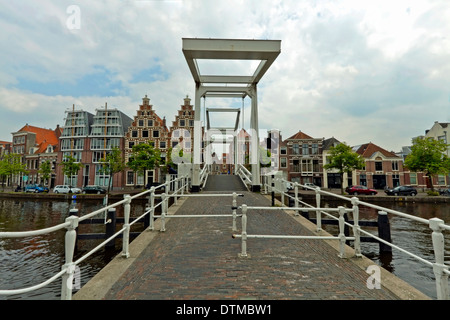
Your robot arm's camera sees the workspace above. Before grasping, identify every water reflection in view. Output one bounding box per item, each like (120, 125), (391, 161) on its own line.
(303, 198), (450, 299)
(0, 197), (147, 300)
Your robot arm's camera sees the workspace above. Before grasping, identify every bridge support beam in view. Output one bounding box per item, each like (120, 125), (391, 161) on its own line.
(182, 38), (280, 192)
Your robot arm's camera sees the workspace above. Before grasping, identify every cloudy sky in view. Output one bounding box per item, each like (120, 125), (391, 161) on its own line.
(1, 0), (449, 152)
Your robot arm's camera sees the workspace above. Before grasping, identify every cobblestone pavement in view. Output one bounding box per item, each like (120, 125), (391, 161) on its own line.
(103, 176), (400, 300)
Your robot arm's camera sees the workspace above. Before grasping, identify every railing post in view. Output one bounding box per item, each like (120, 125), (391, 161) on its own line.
(161, 193), (167, 232)
(338, 206), (346, 258)
(430, 218), (449, 300)
(294, 183), (299, 216)
(105, 208), (117, 248)
(351, 197), (362, 257)
(377, 211), (392, 253)
(232, 192), (237, 232)
(271, 174), (275, 206)
(61, 215), (78, 300)
(239, 204), (248, 258)
(279, 179), (285, 205)
(122, 194), (131, 258)
(148, 187), (155, 230)
(315, 187), (322, 231)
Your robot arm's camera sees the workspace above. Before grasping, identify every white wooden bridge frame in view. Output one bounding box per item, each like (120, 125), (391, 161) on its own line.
(182, 38), (281, 192)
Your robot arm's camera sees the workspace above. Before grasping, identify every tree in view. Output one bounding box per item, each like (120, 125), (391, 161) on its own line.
(38, 160), (52, 187)
(324, 142), (366, 195)
(404, 137), (450, 191)
(127, 143), (161, 187)
(99, 147), (126, 196)
(0, 153), (28, 191)
(59, 155), (83, 186)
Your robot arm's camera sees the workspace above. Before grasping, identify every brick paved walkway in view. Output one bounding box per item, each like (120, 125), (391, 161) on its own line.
(96, 176), (407, 300)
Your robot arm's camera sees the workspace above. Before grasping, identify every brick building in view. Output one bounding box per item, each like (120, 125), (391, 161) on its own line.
(10, 124), (62, 188)
(124, 95), (170, 187)
(279, 130), (324, 186)
(352, 142), (404, 189)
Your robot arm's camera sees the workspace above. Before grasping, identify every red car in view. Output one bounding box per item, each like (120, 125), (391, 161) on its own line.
(345, 185), (377, 195)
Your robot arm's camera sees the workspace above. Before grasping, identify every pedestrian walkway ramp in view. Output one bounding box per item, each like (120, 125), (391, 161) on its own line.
(73, 189), (428, 300)
(203, 174), (248, 192)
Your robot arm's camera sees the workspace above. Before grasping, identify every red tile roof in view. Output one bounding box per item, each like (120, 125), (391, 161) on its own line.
(18, 124), (60, 154)
(285, 131), (314, 140)
(353, 142), (399, 159)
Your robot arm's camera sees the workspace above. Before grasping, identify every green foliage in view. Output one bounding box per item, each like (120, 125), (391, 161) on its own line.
(0, 153), (28, 190)
(99, 147), (126, 194)
(404, 137), (450, 190)
(127, 143), (161, 175)
(38, 160), (52, 183)
(324, 142), (365, 194)
(59, 155), (83, 185)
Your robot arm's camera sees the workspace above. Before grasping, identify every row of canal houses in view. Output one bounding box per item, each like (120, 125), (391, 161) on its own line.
(3, 94), (449, 191)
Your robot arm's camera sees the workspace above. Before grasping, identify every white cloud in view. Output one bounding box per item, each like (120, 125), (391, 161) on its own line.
(0, 0), (449, 153)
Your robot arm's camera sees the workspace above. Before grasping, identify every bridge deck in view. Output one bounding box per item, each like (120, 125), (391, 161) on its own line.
(74, 175), (429, 300)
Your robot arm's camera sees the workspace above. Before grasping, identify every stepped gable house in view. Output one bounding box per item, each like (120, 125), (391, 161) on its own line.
(124, 95), (170, 187)
(169, 95), (196, 154)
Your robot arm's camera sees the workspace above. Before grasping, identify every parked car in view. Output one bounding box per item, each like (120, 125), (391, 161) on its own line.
(25, 184), (49, 193)
(82, 185), (106, 194)
(385, 185), (417, 196)
(303, 183), (319, 190)
(53, 185), (82, 194)
(345, 185), (377, 195)
(439, 188), (450, 196)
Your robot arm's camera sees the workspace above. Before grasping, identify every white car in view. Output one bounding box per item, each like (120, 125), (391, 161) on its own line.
(53, 185), (82, 194)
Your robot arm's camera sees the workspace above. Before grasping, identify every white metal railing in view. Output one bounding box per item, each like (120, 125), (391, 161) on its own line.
(236, 164), (252, 188)
(199, 165), (209, 189)
(260, 174), (450, 300)
(233, 204), (355, 259)
(152, 192), (244, 233)
(0, 175), (189, 300)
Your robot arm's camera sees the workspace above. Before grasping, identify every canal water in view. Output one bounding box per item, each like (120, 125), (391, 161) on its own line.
(0, 196), (449, 300)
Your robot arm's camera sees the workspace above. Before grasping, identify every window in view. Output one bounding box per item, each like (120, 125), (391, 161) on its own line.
(131, 131), (137, 138)
(280, 157), (287, 168)
(302, 144), (309, 155)
(410, 173), (417, 185)
(375, 161), (383, 171)
(292, 143), (299, 155)
(360, 174), (367, 186)
(127, 171), (134, 185)
(179, 119), (185, 127)
(147, 119), (153, 127)
(142, 130), (149, 138)
(312, 143), (318, 155)
(392, 161), (399, 171)
(138, 120), (144, 127)
(313, 159), (319, 172)
(160, 141), (166, 149)
(128, 141), (135, 149)
(189, 120), (194, 127)
(153, 130), (159, 138)
(302, 159), (313, 172)
(280, 147), (287, 155)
